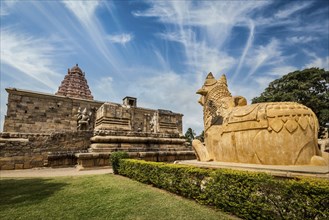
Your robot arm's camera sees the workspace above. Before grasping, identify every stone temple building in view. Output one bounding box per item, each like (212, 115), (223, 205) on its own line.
(0, 64), (195, 170)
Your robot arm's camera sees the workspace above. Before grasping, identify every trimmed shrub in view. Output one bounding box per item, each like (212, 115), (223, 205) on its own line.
(110, 151), (129, 174)
(118, 159), (329, 220)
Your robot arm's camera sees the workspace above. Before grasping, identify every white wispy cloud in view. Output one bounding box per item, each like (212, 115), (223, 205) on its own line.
(133, 1), (268, 27)
(134, 1), (267, 76)
(158, 31), (189, 44)
(304, 56), (329, 70)
(1, 28), (62, 90)
(159, 30), (235, 74)
(62, 1), (100, 27)
(132, 2), (174, 19)
(62, 0), (122, 72)
(254, 1), (317, 30)
(135, 0), (315, 89)
(152, 48), (170, 71)
(290, 20), (329, 35)
(0, 1), (17, 16)
(189, 42), (236, 74)
(302, 50), (329, 70)
(134, 1), (269, 50)
(125, 71), (204, 132)
(245, 39), (282, 79)
(254, 76), (276, 90)
(0, 6), (9, 16)
(274, 1), (313, 19)
(232, 19), (255, 81)
(288, 36), (317, 44)
(106, 33), (133, 45)
(93, 76), (117, 102)
(267, 66), (297, 76)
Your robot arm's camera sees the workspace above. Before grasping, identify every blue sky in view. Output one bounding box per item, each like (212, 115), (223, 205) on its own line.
(1, 0), (328, 134)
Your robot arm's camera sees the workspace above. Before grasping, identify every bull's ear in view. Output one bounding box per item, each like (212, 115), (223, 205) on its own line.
(218, 74), (227, 84)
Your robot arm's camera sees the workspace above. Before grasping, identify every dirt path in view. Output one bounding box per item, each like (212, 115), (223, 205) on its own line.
(0, 167), (113, 178)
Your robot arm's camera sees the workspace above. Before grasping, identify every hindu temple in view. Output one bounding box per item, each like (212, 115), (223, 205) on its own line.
(0, 64), (195, 170)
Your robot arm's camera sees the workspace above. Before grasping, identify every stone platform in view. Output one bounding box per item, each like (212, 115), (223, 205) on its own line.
(90, 132), (187, 152)
(73, 129), (196, 169)
(76, 151), (196, 169)
(177, 160), (329, 179)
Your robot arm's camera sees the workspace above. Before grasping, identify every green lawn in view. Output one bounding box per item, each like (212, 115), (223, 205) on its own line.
(0, 174), (238, 220)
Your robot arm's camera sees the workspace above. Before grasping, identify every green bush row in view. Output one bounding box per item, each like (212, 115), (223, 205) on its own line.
(118, 159), (329, 220)
(110, 151), (129, 174)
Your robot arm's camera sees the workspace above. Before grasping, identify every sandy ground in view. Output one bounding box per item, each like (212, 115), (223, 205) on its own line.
(0, 167), (113, 178)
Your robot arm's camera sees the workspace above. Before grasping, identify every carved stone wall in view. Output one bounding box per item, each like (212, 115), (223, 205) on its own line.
(3, 88), (103, 133)
(95, 103), (132, 131)
(158, 109), (183, 134)
(0, 131), (92, 169)
(83, 102), (193, 168)
(95, 103), (183, 135)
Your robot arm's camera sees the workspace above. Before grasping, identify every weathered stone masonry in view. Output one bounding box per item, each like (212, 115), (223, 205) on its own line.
(1, 88), (103, 169)
(4, 88), (103, 133)
(1, 88), (193, 170)
(1, 64), (195, 170)
(0, 131), (92, 169)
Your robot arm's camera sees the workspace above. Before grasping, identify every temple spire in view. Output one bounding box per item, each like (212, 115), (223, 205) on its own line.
(55, 64), (94, 100)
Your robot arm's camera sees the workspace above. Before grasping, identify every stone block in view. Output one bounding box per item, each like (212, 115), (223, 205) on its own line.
(15, 163), (24, 169)
(78, 158), (95, 167)
(24, 162), (31, 169)
(30, 156), (44, 167)
(99, 158), (105, 165)
(1, 163), (15, 170)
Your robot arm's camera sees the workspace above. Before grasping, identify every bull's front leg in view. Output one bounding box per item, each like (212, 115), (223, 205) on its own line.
(192, 139), (212, 161)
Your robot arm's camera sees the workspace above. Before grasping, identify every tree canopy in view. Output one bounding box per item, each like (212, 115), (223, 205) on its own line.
(252, 68), (329, 137)
(184, 128), (195, 145)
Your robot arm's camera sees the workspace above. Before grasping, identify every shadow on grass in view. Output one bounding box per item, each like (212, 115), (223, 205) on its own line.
(0, 178), (67, 209)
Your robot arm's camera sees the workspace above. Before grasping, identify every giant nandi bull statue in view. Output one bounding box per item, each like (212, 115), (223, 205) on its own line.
(192, 73), (328, 166)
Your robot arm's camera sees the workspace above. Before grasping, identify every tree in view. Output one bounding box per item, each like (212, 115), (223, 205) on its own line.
(184, 128), (196, 145)
(252, 67), (329, 137)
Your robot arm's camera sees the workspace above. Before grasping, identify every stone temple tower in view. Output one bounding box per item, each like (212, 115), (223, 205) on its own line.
(56, 64), (94, 100)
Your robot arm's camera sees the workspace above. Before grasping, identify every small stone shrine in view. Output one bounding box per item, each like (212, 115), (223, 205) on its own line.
(192, 73), (328, 166)
(0, 64), (194, 170)
(75, 100), (194, 169)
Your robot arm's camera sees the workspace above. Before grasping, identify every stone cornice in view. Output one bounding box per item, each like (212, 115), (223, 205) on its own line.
(5, 88), (104, 104)
(5, 87), (183, 115)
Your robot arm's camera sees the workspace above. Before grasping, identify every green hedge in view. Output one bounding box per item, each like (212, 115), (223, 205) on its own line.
(110, 151), (129, 174)
(118, 159), (329, 220)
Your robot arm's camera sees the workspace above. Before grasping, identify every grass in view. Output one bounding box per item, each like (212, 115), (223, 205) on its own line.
(0, 174), (238, 220)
